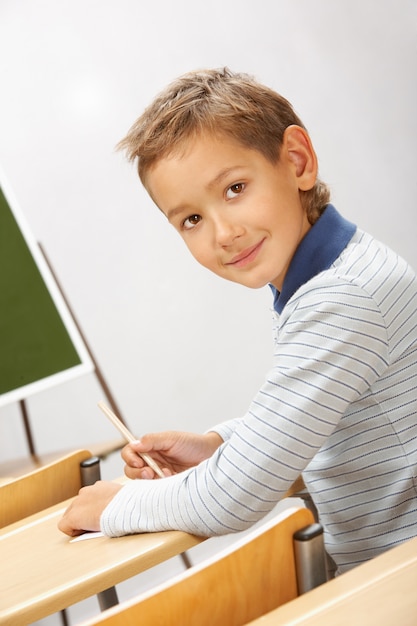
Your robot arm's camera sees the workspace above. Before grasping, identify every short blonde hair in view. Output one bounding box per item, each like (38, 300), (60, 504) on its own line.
(117, 68), (330, 223)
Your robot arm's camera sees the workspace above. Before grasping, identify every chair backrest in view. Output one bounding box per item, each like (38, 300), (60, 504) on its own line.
(80, 506), (321, 626)
(0, 448), (92, 528)
(246, 534), (417, 626)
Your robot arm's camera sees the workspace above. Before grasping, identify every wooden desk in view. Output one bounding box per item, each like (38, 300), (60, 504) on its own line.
(0, 499), (204, 625)
(247, 535), (417, 625)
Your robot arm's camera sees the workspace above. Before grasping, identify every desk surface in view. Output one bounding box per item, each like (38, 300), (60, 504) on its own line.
(0, 499), (203, 625)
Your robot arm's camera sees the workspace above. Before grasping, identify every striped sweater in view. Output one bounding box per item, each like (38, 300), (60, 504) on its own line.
(102, 205), (417, 573)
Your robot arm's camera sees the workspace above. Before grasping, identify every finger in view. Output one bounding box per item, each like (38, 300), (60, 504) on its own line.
(140, 467), (155, 479)
(58, 514), (81, 537)
(138, 466), (172, 479)
(125, 465), (157, 480)
(135, 432), (173, 453)
(124, 464), (172, 480)
(124, 465), (146, 479)
(121, 442), (147, 468)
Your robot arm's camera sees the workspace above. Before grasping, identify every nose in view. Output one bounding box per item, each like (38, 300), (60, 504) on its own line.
(212, 214), (244, 247)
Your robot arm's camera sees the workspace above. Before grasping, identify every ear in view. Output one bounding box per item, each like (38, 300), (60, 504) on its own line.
(282, 125), (318, 191)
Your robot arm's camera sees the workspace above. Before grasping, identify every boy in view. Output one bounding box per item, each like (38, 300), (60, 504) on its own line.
(59, 68), (417, 575)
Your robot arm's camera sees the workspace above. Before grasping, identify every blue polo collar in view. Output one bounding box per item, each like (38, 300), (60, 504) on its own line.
(270, 204), (356, 314)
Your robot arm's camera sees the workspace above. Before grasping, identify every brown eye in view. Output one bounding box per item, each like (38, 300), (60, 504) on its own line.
(226, 183), (245, 199)
(183, 214), (202, 230)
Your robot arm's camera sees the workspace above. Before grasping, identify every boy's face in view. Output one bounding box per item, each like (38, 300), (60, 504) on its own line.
(146, 131), (312, 291)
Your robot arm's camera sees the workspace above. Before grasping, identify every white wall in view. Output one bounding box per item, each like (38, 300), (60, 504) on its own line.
(0, 0), (416, 463)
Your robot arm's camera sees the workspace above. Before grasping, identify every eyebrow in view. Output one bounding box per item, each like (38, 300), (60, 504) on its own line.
(166, 205), (189, 222)
(206, 166), (243, 190)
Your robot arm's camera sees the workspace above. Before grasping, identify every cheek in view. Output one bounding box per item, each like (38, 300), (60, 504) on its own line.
(183, 237), (211, 268)
(186, 240), (225, 276)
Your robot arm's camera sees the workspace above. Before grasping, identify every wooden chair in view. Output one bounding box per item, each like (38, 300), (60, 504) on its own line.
(0, 448), (93, 528)
(78, 506), (327, 626)
(0, 438), (126, 482)
(0, 449), (118, 624)
(246, 534), (417, 625)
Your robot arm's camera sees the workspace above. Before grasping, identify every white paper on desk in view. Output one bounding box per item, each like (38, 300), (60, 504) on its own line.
(70, 531), (105, 543)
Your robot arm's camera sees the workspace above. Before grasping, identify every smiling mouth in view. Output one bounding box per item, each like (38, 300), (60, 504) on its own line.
(227, 239), (265, 268)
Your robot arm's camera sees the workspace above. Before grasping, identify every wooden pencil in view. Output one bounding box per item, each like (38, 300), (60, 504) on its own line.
(98, 401), (165, 478)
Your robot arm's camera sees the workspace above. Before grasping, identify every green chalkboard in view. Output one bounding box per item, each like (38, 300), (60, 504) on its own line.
(0, 174), (92, 407)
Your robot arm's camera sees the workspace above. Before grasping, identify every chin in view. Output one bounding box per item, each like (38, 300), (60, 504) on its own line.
(230, 276), (271, 290)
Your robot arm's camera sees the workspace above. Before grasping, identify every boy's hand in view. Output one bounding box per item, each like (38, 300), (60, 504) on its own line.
(58, 481), (122, 537)
(122, 431), (223, 479)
